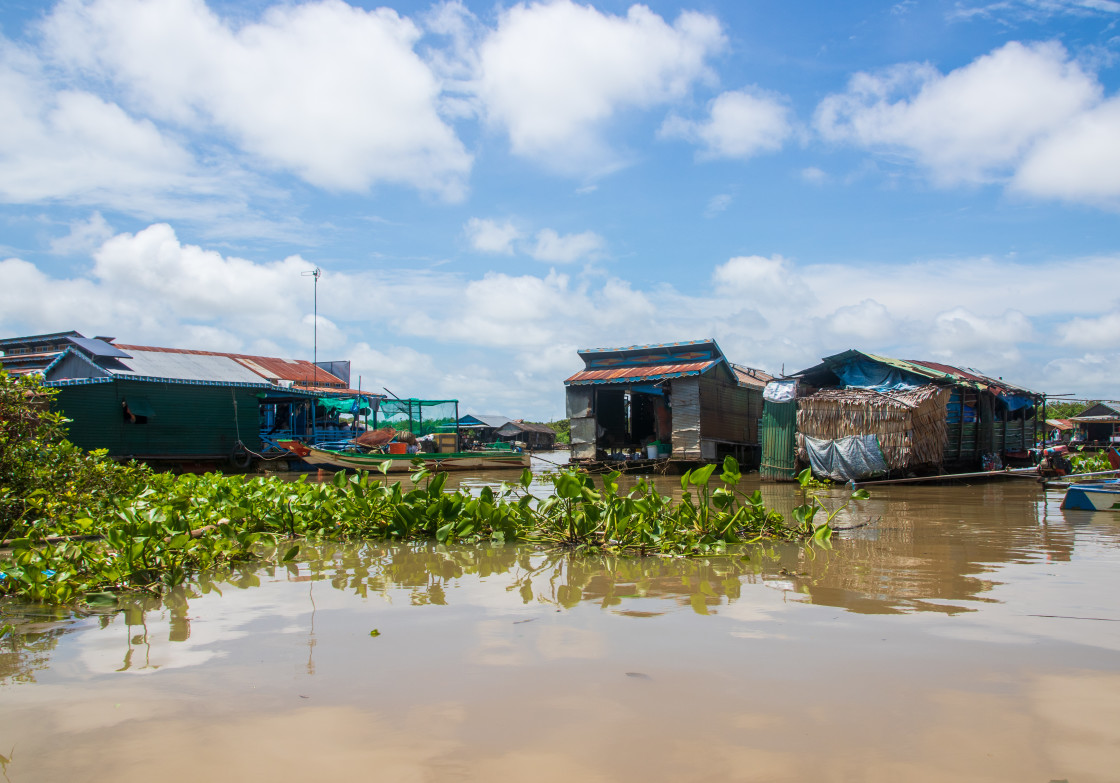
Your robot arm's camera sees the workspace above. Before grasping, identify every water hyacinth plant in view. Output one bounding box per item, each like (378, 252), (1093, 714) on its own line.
(0, 370), (859, 605)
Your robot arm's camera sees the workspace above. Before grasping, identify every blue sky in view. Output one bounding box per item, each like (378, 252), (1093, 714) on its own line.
(1, 0), (1118, 420)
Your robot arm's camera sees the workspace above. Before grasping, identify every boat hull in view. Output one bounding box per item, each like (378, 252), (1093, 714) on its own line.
(1060, 484), (1120, 511)
(299, 446), (531, 473)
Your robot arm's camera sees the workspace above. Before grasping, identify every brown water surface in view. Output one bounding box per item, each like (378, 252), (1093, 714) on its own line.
(2, 468), (1119, 782)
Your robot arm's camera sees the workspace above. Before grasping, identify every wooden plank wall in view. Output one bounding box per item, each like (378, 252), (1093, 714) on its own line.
(697, 376), (759, 444)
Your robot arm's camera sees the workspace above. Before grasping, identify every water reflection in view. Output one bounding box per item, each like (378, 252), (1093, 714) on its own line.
(4, 480), (1120, 686)
(3, 479), (1120, 783)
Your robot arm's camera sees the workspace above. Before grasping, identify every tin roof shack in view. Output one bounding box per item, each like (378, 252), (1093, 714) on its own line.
(457, 414), (512, 446)
(1070, 403), (1120, 446)
(494, 420), (557, 450)
(564, 339), (770, 468)
(776, 349), (1043, 482)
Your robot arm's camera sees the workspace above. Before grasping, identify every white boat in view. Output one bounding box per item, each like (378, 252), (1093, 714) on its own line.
(1060, 482), (1120, 512)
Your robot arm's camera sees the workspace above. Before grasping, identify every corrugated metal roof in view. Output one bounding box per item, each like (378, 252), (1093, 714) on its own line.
(565, 360), (719, 385)
(798, 349), (1042, 399)
(459, 414), (512, 428)
(69, 336), (131, 358)
(114, 344), (346, 386)
(731, 363), (773, 388)
(110, 350), (267, 383)
(578, 338), (718, 356)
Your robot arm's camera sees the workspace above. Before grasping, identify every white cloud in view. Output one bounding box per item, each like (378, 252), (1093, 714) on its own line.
(464, 218), (522, 254)
(826, 299), (899, 341)
(801, 167), (828, 184)
(1012, 96), (1120, 205)
(705, 193), (733, 216)
(712, 254), (812, 302)
(41, 0), (472, 199)
(928, 308), (1034, 363)
(0, 41), (211, 211)
(8, 222), (1120, 416)
(528, 229), (605, 263)
(1057, 311), (1120, 348)
(476, 0), (724, 174)
(815, 41), (1101, 186)
(660, 88), (792, 160)
(49, 212), (115, 255)
(951, 0), (1120, 22)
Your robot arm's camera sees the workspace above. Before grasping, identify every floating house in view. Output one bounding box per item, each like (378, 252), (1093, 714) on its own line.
(564, 339), (771, 467)
(0, 331), (375, 469)
(456, 413), (512, 445)
(494, 420), (558, 450)
(761, 349), (1044, 482)
(1070, 402), (1120, 446)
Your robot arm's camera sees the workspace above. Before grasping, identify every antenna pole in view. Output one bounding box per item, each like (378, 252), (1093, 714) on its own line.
(302, 267), (322, 389)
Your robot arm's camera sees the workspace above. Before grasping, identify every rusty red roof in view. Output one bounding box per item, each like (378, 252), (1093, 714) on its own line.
(115, 344), (345, 386)
(565, 360), (719, 385)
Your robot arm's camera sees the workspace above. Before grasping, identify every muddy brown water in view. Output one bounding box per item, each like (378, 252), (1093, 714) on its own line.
(2, 458), (1119, 782)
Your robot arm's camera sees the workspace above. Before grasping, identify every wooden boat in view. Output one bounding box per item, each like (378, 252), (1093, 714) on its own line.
(1060, 481), (1120, 512)
(281, 442), (530, 473)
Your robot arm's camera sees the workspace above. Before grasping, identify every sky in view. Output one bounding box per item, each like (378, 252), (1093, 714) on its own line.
(1, 0), (1119, 420)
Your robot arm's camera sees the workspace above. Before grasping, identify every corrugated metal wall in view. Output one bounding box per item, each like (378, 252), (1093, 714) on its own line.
(570, 417), (597, 460)
(55, 380), (263, 459)
(760, 399), (798, 481)
(670, 377), (701, 458)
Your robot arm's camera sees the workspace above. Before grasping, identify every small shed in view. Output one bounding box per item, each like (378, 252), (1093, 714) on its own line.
(494, 420), (558, 450)
(564, 339), (770, 466)
(1044, 418), (1073, 443)
(457, 414), (511, 445)
(1070, 403), (1120, 445)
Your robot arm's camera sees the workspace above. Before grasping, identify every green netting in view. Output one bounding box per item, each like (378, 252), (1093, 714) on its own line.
(316, 396), (374, 416)
(375, 398), (458, 436)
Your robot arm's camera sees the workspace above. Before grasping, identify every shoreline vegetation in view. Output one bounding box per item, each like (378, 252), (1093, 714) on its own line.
(1, 371), (853, 607)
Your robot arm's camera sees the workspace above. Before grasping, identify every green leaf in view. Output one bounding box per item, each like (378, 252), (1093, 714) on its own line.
(369, 629), (381, 637)
(519, 468), (533, 489)
(850, 489), (870, 500)
(282, 545), (300, 562)
(689, 464), (717, 486)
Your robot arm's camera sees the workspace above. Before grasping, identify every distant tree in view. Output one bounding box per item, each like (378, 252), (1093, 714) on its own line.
(1044, 400), (1093, 420)
(545, 419), (570, 445)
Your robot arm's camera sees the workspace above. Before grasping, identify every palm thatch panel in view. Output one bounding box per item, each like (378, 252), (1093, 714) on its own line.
(795, 385), (950, 470)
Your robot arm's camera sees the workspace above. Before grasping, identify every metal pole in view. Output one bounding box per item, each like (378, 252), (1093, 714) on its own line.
(302, 267), (321, 389)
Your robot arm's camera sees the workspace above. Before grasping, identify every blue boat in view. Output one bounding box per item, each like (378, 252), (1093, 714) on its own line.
(1060, 481), (1120, 511)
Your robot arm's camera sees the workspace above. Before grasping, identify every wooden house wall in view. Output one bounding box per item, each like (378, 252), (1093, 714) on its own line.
(943, 387), (1037, 467)
(697, 376), (760, 444)
(669, 377), (702, 459)
(54, 380), (263, 460)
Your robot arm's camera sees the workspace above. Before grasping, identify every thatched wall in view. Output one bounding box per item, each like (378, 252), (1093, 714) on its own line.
(796, 385), (951, 470)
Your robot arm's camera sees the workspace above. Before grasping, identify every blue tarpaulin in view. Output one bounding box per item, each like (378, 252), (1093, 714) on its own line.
(999, 394), (1035, 411)
(804, 434), (889, 482)
(834, 359), (924, 392)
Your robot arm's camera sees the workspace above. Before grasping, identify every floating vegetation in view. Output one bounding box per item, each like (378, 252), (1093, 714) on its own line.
(0, 371), (862, 605)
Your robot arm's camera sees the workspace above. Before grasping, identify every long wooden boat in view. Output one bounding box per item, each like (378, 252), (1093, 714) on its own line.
(283, 442), (530, 473)
(1060, 482), (1120, 512)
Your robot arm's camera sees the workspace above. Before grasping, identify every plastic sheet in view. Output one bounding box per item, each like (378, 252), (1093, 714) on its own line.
(834, 359), (923, 392)
(803, 434), (889, 482)
(763, 379), (797, 403)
